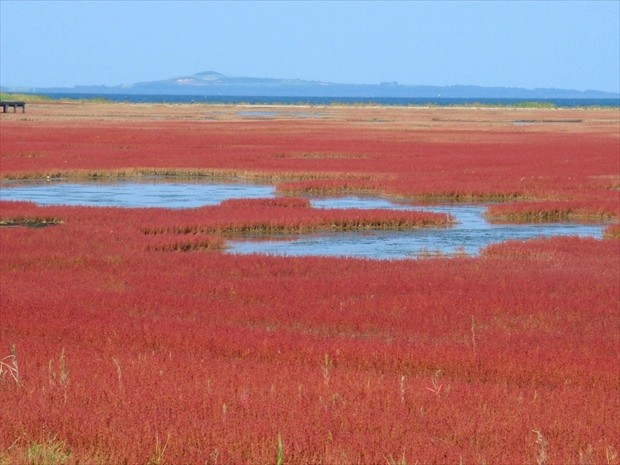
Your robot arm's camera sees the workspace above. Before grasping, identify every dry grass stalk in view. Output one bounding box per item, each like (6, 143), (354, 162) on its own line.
(0, 345), (20, 386)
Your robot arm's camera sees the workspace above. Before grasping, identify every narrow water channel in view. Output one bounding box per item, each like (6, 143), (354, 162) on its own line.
(227, 196), (604, 259)
(0, 180), (605, 259)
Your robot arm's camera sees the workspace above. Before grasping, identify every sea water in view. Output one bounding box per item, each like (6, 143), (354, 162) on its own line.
(34, 93), (620, 108)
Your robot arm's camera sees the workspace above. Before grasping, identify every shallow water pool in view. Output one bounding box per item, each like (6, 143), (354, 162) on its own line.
(0, 181), (605, 259)
(0, 179), (275, 208)
(227, 196), (604, 259)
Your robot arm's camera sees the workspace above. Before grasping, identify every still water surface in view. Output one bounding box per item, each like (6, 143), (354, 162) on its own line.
(0, 180), (604, 259)
(0, 180), (275, 208)
(229, 197), (603, 259)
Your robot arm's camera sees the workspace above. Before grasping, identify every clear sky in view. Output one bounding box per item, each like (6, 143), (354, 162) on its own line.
(1, 0), (619, 93)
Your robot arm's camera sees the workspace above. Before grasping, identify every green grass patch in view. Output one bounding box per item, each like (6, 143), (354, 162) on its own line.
(0, 92), (54, 103)
(1, 92), (109, 104)
(27, 438), (71, 465)
(512, 101), (557, 109)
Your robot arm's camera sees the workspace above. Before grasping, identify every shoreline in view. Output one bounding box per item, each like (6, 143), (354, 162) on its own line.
(2, 91), (619, 110)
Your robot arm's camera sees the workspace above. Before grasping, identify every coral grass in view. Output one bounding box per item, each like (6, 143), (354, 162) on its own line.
(1, 104), (618, 464)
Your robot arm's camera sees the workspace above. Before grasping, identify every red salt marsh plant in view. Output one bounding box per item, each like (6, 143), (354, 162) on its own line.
(0, 198), (451, 254)
(1, 199), (618, 464)
(138, 197), (452, 237)
(1, 105), (619, 464)
(1, 106), (618, 215)
(485, 198), (619, 223)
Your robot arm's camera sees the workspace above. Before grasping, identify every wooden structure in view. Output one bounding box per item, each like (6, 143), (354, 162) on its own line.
(0, 101), (26, 113)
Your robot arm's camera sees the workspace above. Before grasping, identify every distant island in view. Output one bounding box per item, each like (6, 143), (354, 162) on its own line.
(3, 71), (619, 99)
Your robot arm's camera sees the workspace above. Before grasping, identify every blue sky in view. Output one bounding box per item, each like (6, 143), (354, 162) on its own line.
(1, 0), (619, 92)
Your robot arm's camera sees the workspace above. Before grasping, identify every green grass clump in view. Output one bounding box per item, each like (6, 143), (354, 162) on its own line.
(1, 92), (110, 104)
(27, 438), (71, 465)
(276, 433), (284, 465)
(0, 92), (54, 103)
(513, 101), (557, 109)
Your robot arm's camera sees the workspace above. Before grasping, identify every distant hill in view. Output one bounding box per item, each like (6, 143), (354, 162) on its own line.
(4, 71), (619, 99)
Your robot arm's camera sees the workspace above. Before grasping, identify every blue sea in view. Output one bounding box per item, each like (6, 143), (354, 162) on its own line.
(36, 93), (620, 108)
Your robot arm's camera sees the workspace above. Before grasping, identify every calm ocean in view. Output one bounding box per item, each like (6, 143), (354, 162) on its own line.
(37, 93), (620, 108)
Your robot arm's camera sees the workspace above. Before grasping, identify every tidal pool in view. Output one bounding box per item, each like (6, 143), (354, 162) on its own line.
(237, 110), (278, 118)
(0, 181), (605, 259)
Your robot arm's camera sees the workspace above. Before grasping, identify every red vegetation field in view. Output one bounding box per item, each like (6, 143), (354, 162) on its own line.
(1, 103), (619, 464)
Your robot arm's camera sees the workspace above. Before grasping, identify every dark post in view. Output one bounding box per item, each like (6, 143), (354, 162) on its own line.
(0, 101), (26, 113)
